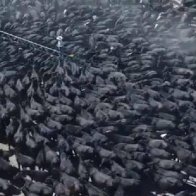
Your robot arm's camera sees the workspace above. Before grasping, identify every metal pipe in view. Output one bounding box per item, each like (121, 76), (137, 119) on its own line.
(0, 30), (86, 72)
(0, 30), (59, 54)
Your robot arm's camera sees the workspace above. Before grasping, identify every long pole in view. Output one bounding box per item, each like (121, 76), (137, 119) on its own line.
(56, 36), (64, 67)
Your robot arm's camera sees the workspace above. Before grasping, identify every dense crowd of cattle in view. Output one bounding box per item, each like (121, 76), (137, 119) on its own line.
(1, 0), (196, 195)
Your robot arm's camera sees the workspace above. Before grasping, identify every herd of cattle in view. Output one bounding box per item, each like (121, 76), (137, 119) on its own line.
(1, 0), (196, 195)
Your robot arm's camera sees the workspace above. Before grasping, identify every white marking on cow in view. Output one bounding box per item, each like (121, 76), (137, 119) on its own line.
(189, 176), (196, 183)
(157, 193), (174, 196)
(154, 24), (158, 29)
(180, 170), (187, 175)
(105, 129), (112, 133)
(63, 9), (67, 16)
(157, 13), (162, 21)
(92, 15), (97, 21)
(32, 120), (37, 125)
(110, 46), (114, 50)
(35, 166), (39, 171)
(186, 180), (196, 188)
(0, 143), (13, 151)
(160, 133), (167, 138)
(25, 175), (32, 180)
(9, 155), (19, 168)
(88, 177), (92, 182)
(72, 150), (76, 156)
